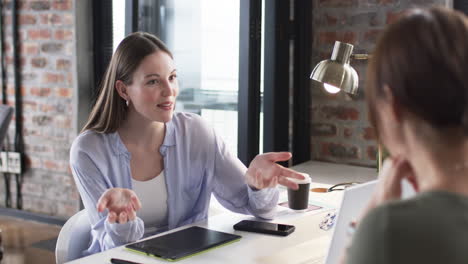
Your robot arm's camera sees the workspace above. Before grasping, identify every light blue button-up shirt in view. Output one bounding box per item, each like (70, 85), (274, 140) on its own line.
(70, 112), (279, 257)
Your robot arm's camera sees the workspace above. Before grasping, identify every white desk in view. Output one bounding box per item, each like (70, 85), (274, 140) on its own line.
(66, 161), (377, 264)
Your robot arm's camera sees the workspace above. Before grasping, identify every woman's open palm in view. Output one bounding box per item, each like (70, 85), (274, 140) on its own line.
(96, 188), (142, 224)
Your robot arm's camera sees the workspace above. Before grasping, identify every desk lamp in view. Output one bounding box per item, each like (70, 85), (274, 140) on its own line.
(309, 41), (386, 171)
(310, 41), (369, 95)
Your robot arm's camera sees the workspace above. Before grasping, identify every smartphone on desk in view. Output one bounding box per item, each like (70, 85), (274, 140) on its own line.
(233, 220), (295, 236)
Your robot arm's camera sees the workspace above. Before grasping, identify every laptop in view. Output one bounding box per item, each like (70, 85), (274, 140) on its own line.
(324, 178), (416, 264)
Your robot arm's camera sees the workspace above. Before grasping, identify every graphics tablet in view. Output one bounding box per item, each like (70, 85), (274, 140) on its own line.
(126, 226), (241, 262)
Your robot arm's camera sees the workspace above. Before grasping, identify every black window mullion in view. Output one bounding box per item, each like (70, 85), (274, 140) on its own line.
(263, 0), (290, 160)
(292, 0), (311, 165)
(92, 0), (113, 95)
(238, 0), (262, 166)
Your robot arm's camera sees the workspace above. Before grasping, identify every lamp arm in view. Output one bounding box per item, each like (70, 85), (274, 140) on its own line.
(351, 53), (371, 60)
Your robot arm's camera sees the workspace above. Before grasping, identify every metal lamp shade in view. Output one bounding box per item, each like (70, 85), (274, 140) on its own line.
(310, 41), (359, 95)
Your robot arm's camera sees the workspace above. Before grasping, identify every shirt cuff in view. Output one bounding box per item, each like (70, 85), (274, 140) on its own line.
(104, 217), (145, 245)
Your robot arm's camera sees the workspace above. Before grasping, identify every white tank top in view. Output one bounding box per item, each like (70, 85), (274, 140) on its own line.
(131, 171), (168, 234)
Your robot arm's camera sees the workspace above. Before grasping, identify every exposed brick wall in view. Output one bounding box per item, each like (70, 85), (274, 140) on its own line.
(310, 0), (449, 167)
(0, 0), (79, 218)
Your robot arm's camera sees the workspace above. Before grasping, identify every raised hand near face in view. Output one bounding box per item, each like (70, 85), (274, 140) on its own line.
(96, 188), (142, 224)
(246, 152), (306, 190)
(357, 156), (416, 222)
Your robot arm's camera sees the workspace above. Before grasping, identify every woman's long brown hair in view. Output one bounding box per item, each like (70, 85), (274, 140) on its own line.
(82, 32), (172, 133)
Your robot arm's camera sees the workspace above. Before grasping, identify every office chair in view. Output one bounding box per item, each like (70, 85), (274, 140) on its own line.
(55, 209), (91, 264)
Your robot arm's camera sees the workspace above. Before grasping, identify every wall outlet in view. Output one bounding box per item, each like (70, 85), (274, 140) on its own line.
(7, 152), (21, 174)
(0, 152), (22, 174)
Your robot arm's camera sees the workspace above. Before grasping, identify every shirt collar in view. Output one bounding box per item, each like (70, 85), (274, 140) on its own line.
(162, 120), (176, 147)
(110, 120), (177, 156)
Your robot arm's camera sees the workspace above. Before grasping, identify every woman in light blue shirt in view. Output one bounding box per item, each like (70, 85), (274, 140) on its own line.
(70, 32), (305, 257)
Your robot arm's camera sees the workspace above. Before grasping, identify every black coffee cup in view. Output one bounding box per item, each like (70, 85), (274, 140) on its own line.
(287, 173), (311, 210)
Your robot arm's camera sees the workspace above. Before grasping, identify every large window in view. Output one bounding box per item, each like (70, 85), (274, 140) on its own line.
(160, 0), (240, 156)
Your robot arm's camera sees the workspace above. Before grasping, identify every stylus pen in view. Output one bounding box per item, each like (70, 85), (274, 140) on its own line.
(110, 258), (143, 264)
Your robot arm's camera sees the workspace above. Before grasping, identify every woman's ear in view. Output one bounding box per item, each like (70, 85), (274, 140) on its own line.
(115, 80), (129, 101)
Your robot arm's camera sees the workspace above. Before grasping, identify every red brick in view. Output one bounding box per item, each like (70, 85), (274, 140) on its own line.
(311, 123), (337, 136)
(52, 0), (72, 11)
(28, 29), (51, 40)
(56, 59), (71, 70)
(39, 103), (55, 113)
(318, 31), (357, 45)
(31, 57), (47, 68)
(30, 87), (52, 97)
(56, 87), (72, 98)
(42, 73), (65, 84)
(325, 13), (339, 26)
(44, 160), (59, 170)
(7, 86), (15, 96)
(55, 116), (71, 129)
(318, 32), (338, 44)
(54, 29), (73, 41)
(19, 14), (37, 25)
(30, 1), (51, 11)
(23, 100), (38, 111)
(39, 13), (72, 25)
(320, 142), (359, 159)
(321, 105), (360, 120)
(41, 42), (63, 53)
(21, 42), (40, 55)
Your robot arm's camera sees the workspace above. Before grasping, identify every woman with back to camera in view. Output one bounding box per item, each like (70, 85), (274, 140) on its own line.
(344, 6), (468, 264)
(70, 32), (305, 257)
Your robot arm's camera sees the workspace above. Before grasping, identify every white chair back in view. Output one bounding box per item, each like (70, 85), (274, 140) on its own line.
(55, 209), (91, 264)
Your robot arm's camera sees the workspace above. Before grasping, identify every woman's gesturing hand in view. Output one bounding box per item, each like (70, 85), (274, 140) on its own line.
(96, 188), (142, 224)
(246, 152), (306, 190)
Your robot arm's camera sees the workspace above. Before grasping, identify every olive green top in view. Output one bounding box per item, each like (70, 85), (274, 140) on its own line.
(347, 191), (468, 264)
